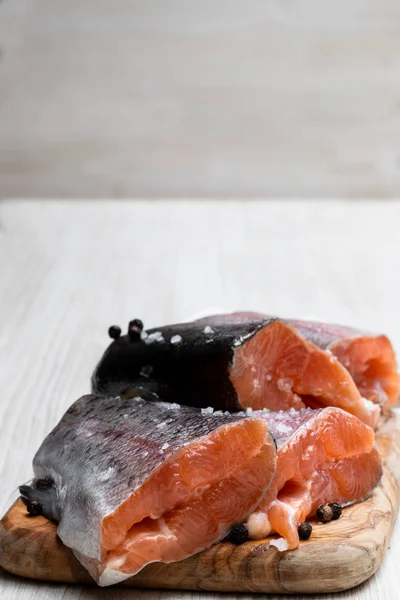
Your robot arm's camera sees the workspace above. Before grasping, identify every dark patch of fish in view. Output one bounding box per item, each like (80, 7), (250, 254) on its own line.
(91, 318), (278, 410)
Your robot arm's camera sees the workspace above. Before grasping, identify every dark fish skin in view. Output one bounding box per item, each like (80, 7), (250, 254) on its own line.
(22, 392), (276, 585)
(91, 318), (277, 411)
(194, 313), (362, 350)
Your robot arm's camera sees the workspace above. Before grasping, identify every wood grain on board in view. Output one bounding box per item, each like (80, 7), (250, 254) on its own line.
(1, 411), (399, 594)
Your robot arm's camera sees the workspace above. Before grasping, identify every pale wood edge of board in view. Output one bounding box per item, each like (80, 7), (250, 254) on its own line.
(0, 410), (399, 594)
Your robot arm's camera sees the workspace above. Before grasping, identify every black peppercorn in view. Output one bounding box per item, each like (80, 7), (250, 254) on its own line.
(316, 504), (333, 523)
(128, 319), (144, 341)
(330, 503), (342, 520)
(108, 325), (121, 340)
(298, 522), (312, 540)
(227, 524), (248, 545)
(27, 501), (43, 517)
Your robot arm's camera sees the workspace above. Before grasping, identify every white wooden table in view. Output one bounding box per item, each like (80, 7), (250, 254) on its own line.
(0, 199), (399, 599)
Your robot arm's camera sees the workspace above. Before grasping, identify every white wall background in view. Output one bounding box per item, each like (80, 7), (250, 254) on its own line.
(1, 1), (400, 197)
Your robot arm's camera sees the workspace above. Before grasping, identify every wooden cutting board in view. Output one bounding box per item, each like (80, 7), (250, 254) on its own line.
(1, 410), (399, 595)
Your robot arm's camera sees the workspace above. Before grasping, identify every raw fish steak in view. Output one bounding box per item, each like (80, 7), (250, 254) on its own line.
(92, 317), (381, 427)
(19, 394), (277, 586)
(200, 312), (400, 407)
(246, 406), (382, 550)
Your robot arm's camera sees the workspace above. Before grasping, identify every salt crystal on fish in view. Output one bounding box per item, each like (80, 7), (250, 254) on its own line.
(140, 330), (148, 340)
(161, 442), (169, 450)
(169, 403), (180, 410)
(123, 414), (129, 419)
(203, 325), (214, 335)
(146, 331), (165, 344)
(98, 467), (115, 482)
(170, 334), (182, 344)
(246, 407), (253, 416)
(201, 407), (214, 415)
(276, 422), (292, 434)
(266, 374), (272, 381)
(156, 422), (167, 429)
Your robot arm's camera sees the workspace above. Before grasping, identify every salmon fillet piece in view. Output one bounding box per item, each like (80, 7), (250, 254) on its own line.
(92, 317), (380, 427)
(246, 407), (382, 550)
(19, 394), (276, 586)
(210, 312), (400, 407)
(297, 321), (399, 406)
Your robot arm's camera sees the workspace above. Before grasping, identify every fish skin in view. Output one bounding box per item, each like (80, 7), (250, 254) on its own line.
(283, 318), (362, 350)
(260, 407), (323, 448)
(194, 312), (362, 349)
(92, 319), (277, 411)
(26, 393), (277, 585)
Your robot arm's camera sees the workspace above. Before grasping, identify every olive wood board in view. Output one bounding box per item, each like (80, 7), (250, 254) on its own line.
(1, 410), (399, 595)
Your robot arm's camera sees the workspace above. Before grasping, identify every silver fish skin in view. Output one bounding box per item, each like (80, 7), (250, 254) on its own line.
(26, 393), (276, 586)
(258, 407), (323, 448)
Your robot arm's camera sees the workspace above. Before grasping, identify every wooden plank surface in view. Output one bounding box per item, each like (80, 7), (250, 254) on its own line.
(2, 1), (400, 198)
(0, 199), (400, 599)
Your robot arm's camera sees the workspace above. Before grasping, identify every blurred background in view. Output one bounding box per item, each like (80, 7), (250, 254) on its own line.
(1, 0), (400, 198)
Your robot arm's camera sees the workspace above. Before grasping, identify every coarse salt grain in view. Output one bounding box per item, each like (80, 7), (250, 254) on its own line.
(276, 422), (292, 434)
(146, 331), (165, 344)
